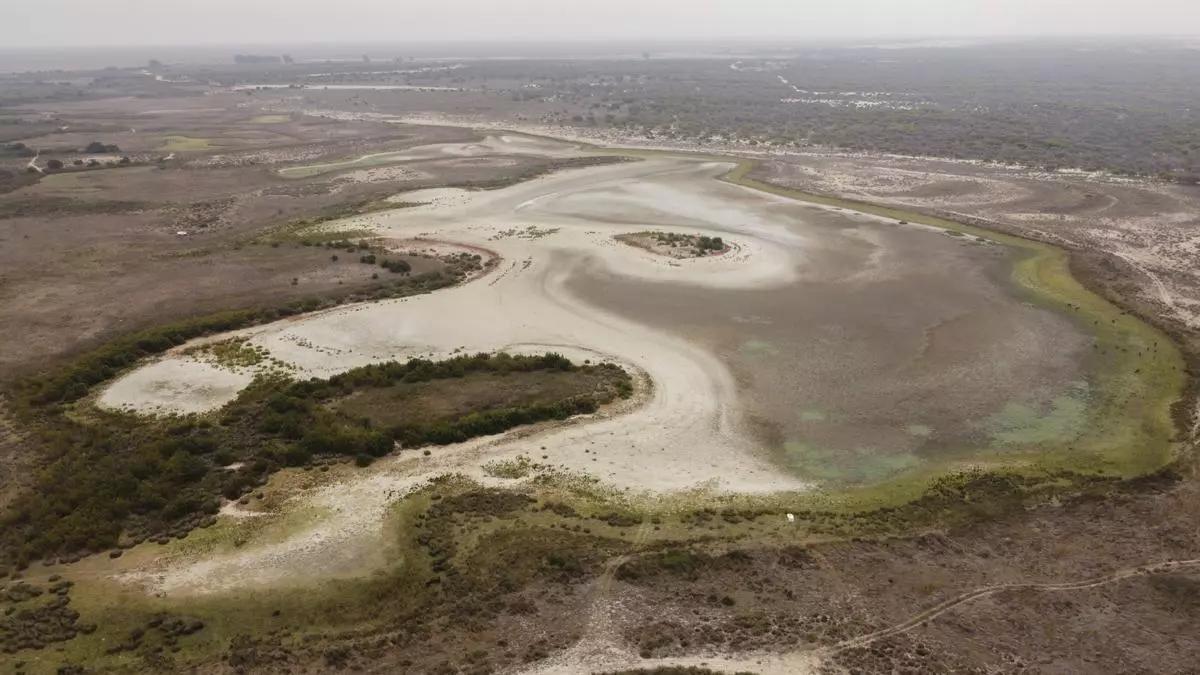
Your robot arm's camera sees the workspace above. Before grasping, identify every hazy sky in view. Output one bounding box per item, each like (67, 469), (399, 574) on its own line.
(9, 0), (1200, 48)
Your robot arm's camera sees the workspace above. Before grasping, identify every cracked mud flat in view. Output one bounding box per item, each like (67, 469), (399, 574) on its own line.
(104, 137), (1100, 595)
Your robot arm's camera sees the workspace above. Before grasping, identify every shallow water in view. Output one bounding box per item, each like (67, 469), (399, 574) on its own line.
(564, 195), (1091, 485)
(105, 152), (1099, 489)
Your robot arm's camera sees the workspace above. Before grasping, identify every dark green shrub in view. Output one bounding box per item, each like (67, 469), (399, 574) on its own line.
(380, 259), (412, 274)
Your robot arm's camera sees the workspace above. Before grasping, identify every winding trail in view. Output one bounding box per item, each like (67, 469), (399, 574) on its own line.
(827, 557), (1200, 654)
(524, 556), (1200, 674)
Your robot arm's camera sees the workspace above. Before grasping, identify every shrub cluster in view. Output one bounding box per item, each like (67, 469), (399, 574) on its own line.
(1, 351), (630, 573)
(22, 309), (260, 406)
(380, 258), (411, 274)
(264, 352), (629, 450)
(83, 141), (120, 154)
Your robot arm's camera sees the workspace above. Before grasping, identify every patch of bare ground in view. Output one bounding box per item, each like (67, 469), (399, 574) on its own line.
(0, 102), (603, 382)
(0, 237), (441, 380)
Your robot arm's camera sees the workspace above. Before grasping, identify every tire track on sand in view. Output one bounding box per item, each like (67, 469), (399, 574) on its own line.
(828, 557), (1200, 654)
(524, 556), (1200, 674)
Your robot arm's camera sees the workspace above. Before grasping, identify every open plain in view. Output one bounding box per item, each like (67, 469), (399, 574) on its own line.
(1, 41), (1198, 675)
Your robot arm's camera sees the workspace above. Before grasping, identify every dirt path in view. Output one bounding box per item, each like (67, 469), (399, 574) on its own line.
(552, 556), (1200, 674)
(826, 557), (1200, 655)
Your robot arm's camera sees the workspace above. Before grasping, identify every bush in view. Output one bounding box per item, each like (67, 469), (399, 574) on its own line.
(380, 259), (411, 274)
(84, 141), (120, 153)
(3, 345), (628, 568)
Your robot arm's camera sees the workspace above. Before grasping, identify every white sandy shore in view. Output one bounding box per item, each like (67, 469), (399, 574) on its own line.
(101, 155), (809, 496)
(108, 137), (922, 594)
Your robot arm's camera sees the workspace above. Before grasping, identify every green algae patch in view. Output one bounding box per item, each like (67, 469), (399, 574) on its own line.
(781, 440), (922, 485)
(738, 339), (779, 357)
(985, 394), (1088, 446)
(800, 409), (828, 423)
(720, 159), (1186, 488)
(906, 423), (933, 438)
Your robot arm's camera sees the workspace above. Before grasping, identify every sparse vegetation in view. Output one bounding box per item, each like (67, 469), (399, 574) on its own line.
(435, 44), (1200, 179)
(0, 351), (629, 572)
(83, 141), (120, 154)
(0, 197), (146, 219)
(380, 258), (411, 274)
(617, 231), (730, 258)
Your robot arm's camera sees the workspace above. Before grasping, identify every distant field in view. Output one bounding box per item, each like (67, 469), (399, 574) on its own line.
(278, 150), (417, 178)
(157, 135), (217, 152)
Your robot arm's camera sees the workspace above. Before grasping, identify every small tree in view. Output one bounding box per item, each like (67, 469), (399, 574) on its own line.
(46, 159), (64, 170)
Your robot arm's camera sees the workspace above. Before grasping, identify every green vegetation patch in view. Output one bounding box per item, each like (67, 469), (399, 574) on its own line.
(483, 456), (535, 479)
(335, 363), (631, 443)
(15, 478), (636, 672)
(5, 462), (1178, 671)
(781, 441), (922, 485)
(253, 198), (406, 247)
(312, 353), (632, 449)
(184, 338), (268, 370)
(0, 353), (630, 574)
(616, 230), (728, 258)
(984, 393), (1089, 446)
(0, 578), (90, 654)
(0, 196), (148, 220)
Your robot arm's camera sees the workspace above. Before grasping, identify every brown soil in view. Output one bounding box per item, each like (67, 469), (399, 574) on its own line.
(0, 96), (600, 381)
(336, 369), (627, 427)
(603, 470), (1200, 673)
